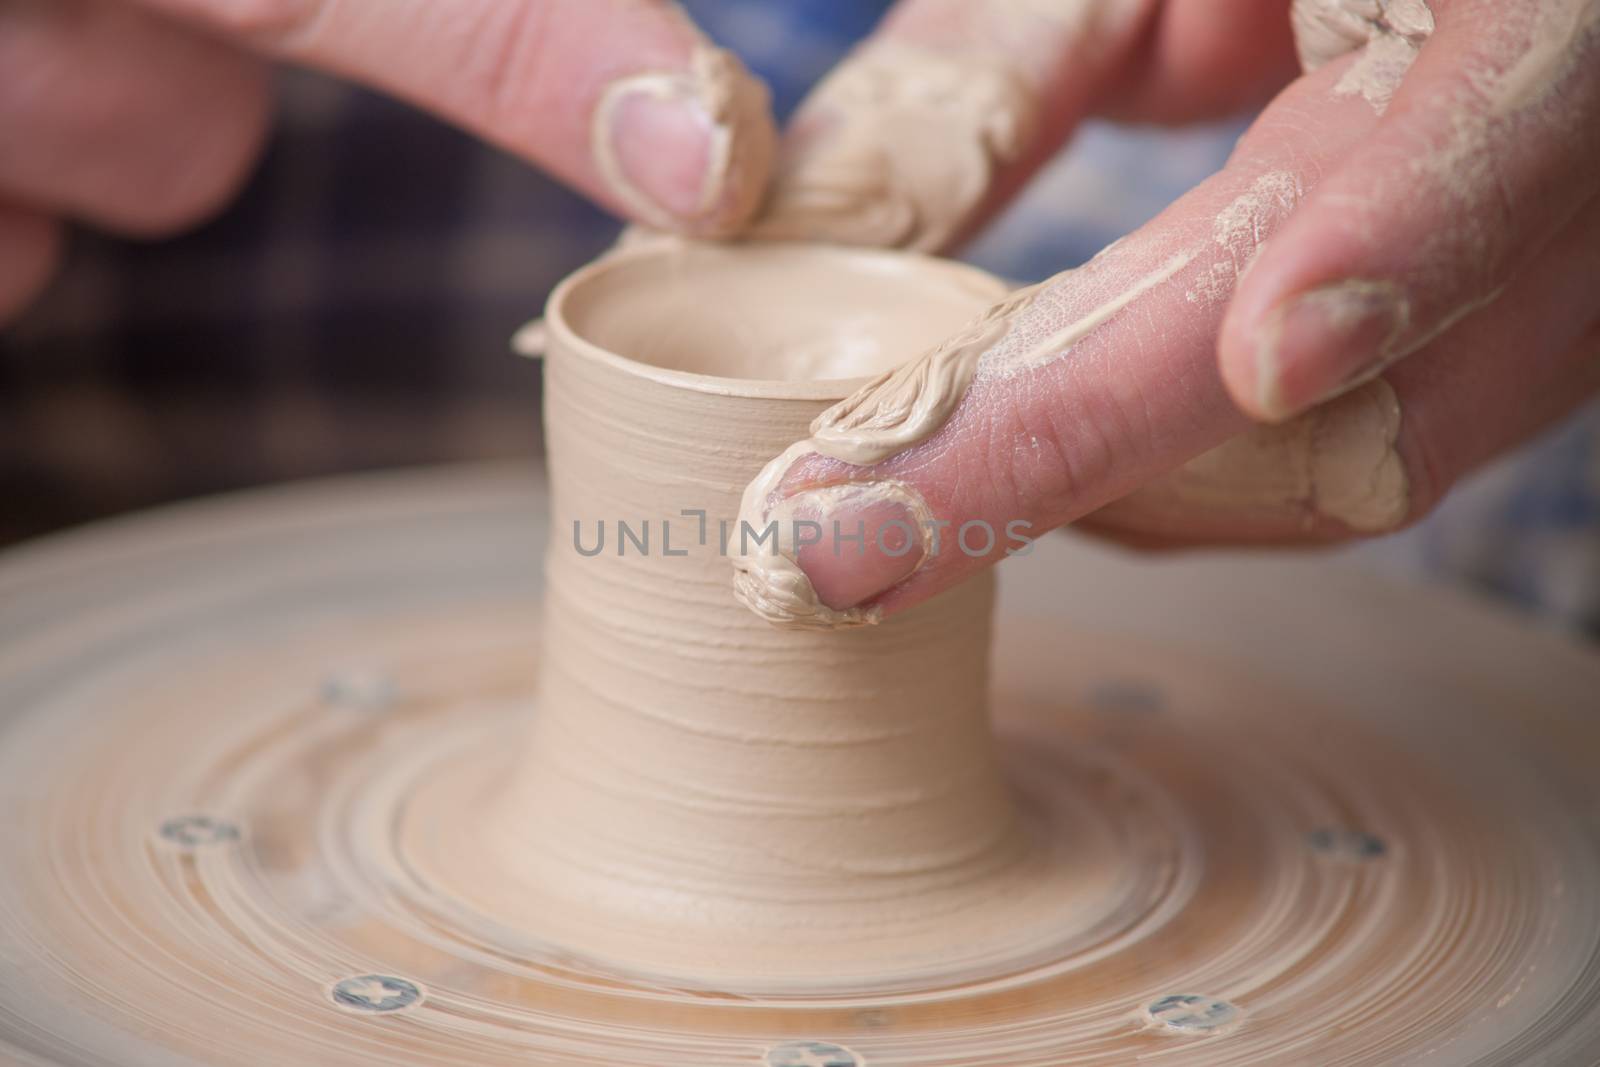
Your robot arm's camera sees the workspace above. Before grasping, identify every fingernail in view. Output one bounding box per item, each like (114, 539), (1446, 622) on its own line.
(1255, 280), (1409, 421)
(603, 87), (718, 223)
(779, 484), (931, 611)
(594, 48), (773, 234)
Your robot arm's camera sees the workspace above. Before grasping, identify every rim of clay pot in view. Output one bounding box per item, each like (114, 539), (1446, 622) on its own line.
(543, 240), (1007, 401)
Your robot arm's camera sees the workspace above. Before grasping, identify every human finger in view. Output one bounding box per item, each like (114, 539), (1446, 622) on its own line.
(0, 0), (270, 234)
(748, 0), (1161, 252)
(0, 201), (62, 323)
(125, 0), (777, 235)
(1089, 184), (1600, 546)
(1220, 0), (1600, 421)
(730, 58), (1391, 627)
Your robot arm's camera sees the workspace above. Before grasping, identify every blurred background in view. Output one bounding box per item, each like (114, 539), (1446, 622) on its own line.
(2, 0), (1595, 632)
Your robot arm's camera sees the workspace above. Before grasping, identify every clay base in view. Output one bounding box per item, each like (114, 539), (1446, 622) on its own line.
(1, 466), (1597, 1066)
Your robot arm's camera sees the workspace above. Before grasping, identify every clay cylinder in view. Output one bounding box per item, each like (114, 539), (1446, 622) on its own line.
(488, 242), (1022, 985)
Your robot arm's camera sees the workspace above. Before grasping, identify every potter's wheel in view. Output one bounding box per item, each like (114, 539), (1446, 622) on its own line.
(0, 464), (1597, 1066)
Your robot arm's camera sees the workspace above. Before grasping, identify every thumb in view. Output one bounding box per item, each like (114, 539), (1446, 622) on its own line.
(732, 57), (1393, 627)
(126, 0), (776, 235)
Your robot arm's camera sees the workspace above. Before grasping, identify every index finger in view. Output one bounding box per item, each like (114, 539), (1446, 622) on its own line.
(131, 0), (778, 235)
(750, 0), (1303, 253)
(748, 0), (1160, 252)
(732, 57), (1392, 627)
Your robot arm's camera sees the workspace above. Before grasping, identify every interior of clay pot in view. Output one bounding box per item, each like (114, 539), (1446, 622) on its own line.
(553, 241), (1006, 383)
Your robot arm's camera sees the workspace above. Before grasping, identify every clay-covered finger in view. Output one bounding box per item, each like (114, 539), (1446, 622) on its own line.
(125, 0), (776, 236)
(730, 61), (1394, 628)
(748, 0), (1163, 253)
(0, 0), (270, 235)
(1385, 210), (1600, 521)
(1081, 378), (1408, 547)
(1089, 193), (1600, 546)
(1219, 0), (1600, 422)
(0, 201), (62, 323)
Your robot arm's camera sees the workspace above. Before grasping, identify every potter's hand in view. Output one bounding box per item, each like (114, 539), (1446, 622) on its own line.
(749, 0), (1299, 252)
(736, 0), (1600, 627)
(0, 0), (775, 324)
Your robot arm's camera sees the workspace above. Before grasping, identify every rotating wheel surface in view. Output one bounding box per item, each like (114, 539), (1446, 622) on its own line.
(0, 465), (1596, 1066)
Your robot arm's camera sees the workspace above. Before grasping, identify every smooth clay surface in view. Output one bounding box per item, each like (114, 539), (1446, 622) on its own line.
(551, 240), (1004, 383)
(424, 242), (1113, 986)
